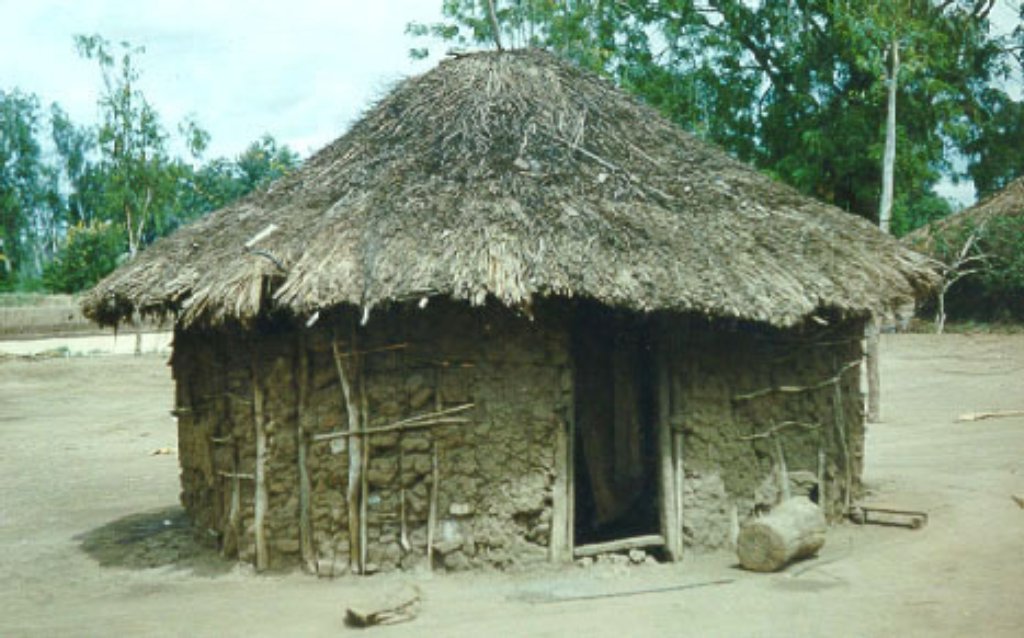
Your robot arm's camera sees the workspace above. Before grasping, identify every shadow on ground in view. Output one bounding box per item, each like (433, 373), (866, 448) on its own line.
(76, 505), (232, 576)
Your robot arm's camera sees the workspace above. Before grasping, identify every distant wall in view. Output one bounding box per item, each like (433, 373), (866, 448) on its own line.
(0, 294), (165, 338)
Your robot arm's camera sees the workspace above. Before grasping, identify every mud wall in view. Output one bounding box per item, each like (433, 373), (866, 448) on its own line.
(663, 315), (866, 550)
(172, 301), (571, 574)
(172, 300), (866, 571)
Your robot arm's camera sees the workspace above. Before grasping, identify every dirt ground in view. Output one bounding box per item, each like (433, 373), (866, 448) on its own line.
(1, 334), (1022, 637)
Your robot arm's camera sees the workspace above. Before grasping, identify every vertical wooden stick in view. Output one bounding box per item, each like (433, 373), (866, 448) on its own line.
(332, 334), (362, 574)
(866, 317), (881, 423)
(550, 417), (569, 562)
(672, 429), (684, 544)
(656, 348), (681, 561)
(297, 335), (314, 572)
(252, 358), (269, 572)
(567, 373), (576, 556)
(358, 351), (370, 573)
(399, 445), (410, 552)
(833, 380), (852, 514)
(774, 435), (791, 502)
(817, 444), (827, 517)
(427, 442), (439, 570)
(227, 445), (241, 559)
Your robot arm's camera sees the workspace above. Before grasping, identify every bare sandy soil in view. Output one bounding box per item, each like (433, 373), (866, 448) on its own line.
(1, 334), (1022, 637)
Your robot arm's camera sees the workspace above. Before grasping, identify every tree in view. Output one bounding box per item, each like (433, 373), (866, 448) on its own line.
(74, 34), (179, 259)
(0, 89), (57, 289)
(175, 134), (301, 225)
(42, 220), (124, 293)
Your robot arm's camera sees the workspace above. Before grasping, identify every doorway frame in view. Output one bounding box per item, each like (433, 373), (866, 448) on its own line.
(549, 322), (683, 562)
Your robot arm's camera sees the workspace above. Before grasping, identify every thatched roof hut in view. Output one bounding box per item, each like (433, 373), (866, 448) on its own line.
(83, 50), (932, 329)
(905, 176), (1024, 252)
(83, 51), (935, 575)
(903, 176), (1023, 320)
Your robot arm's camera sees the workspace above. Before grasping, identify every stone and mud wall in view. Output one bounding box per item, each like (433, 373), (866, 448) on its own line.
(172, 301), (571, 574)
(171, 300), (865, 572)
(662, 315), (865, 550)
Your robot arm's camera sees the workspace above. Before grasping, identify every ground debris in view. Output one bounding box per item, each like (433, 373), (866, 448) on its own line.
(513, 579), (734, 604)
(344, 584), (421, 628)
(955, 410), (1024, 422)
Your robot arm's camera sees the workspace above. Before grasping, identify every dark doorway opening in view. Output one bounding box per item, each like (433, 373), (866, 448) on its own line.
(572, 302), (660, 547)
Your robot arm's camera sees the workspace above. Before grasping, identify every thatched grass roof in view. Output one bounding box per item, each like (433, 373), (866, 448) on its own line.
(904, 176), (1024, 254)
(83, 50), (935, 329)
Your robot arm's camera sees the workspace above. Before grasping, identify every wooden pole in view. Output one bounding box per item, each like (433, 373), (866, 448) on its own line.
(359, 363), (369, 574)
(549, 417), (569, 562)
(485, 0), (504, 50)
(252, 357), (269, 572)
(227, 443), (241, 559)
(833, 381), (852, 515)
(297, 335), (314, 572)
(817, 444), (826, 516)
(567, 381), (576, 558)
(656, 349), (681, 561)
(333, 333), (363, 574)
(774, 436), (791, 501)
(427, 442), (439, 570)
(673, 430), (684, 543)
(866, 317), (881, 423)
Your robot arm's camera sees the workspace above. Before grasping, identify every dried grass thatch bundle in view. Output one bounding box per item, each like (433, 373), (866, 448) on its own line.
(82, 50), (935, 328)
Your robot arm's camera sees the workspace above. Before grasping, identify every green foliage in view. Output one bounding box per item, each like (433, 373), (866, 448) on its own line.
(175, 134), (301, 225)
(42, 221), (125, 293)
(74, 34), (179, 257)
(0, 89), (63, 289)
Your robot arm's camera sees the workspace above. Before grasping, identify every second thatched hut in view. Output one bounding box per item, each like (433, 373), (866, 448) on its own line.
(84, 50), (935, 574)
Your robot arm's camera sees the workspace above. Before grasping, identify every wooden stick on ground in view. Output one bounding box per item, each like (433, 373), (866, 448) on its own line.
(526, 579), (734, 604)
(956, 410), (1024, 422)
(345, 585), (421, 627)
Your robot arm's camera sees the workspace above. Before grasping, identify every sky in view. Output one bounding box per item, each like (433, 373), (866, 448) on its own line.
(0, 0), (447, 159)
(1, 1), (1020, 207)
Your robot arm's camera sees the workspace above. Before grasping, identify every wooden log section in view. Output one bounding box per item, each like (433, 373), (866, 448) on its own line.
(737, 497), (826, 572)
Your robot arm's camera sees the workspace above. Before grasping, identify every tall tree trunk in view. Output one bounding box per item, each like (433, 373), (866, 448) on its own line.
(878, 39), (899, 235)
(867, 38), (899, 424)
(486, 0), (504, 50)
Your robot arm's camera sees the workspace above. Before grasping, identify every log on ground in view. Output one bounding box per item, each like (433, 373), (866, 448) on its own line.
(737, 497), (826, 572)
